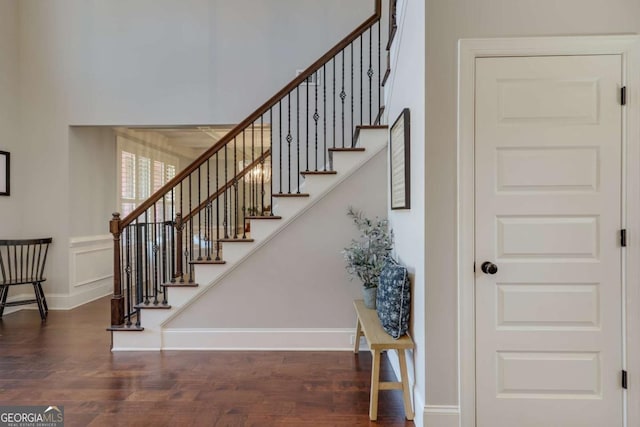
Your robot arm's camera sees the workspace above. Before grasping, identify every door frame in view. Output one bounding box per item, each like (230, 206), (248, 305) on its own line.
(457, 35), (640, 427)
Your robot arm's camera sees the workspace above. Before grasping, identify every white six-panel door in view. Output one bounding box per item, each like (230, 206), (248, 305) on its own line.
(475, 55), (623, 426)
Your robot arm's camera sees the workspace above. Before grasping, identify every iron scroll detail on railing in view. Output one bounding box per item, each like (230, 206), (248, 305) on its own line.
(109, 0), (383, 329)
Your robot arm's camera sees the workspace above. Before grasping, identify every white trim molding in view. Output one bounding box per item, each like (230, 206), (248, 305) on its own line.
(65, 234), (113, 308)
(161, 328), (358, 351)
(458, 35), (640, 427)
(424, 405), (460, 427)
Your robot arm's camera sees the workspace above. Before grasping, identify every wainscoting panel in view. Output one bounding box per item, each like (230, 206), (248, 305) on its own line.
(64, 235), (113, 309)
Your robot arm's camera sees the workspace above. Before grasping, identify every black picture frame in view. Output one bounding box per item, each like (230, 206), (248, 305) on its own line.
(0, 151), (9, 196)
(390, 109), (410, 210)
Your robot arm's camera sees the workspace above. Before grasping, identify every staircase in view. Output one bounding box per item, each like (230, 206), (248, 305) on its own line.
(108, 0), (387, 350)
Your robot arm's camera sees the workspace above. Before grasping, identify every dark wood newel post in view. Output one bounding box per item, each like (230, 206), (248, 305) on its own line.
(110, 212), (124, 327)
(175, 213), (184, 282)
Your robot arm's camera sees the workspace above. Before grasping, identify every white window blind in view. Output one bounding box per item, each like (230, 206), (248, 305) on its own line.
(117, 136), (179, 218)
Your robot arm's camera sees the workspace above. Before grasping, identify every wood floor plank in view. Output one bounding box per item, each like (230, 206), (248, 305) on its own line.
(0, 297), (414, 426)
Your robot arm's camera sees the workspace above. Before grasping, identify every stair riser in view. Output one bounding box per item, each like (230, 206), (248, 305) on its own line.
(220, 241), (256, 264)
(299, 173), (340, 195)
(248, 220), (281, 241)
(191, 262), (230, 285)
(164, 286), (201, 307)
(112, 329), (161, 351)
(272, 197), (308, 218)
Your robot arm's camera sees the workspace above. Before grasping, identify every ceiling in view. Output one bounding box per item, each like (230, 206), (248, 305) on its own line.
(122, 125), (272, 156)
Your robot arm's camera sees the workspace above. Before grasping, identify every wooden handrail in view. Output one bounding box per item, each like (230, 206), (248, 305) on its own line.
(118, 0), (381, 229)
(182, 149), (271, 223)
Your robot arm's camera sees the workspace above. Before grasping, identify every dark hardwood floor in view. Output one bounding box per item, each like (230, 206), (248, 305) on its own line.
(0, 297), (414, 426)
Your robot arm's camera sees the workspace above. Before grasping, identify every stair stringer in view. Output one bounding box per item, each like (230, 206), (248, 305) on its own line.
(111, 127), (387, 351)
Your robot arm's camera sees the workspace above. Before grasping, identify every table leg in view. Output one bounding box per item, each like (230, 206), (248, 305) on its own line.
(398, 349), (414, 420)
(354, 317), (362, 354)
(369, 349), (381, 420)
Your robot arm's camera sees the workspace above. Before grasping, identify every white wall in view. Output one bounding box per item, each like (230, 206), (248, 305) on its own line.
(383, 0), (427, 422)
(11, 0), (373, 309)
(422, 0), (640, 415)
(18, 0), (71, 301)
(69, 127), (117, 237)
(167, 149), (387, 331)
(0, 0), (21, 237)
(65, 0), (371, 125)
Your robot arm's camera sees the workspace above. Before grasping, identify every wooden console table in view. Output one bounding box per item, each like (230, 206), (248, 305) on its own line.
(353, 299), (414, 421)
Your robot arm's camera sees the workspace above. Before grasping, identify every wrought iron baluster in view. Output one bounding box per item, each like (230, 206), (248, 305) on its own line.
(178, 181), (184, 282)
(351, 43), (354, 147)
(261, 115), (265, 215)
(136, 218), (145, 305)
(269, 109), (274, 215)
(242, 130), (247, 239)
(197, 166), (202, 261)
(125, 226), (132, 326)
(224, 143), (229, 238)
(215, 151), (221, 260)
(206, 160), (211, 260)
(188, 175), (193, 283)
(162, 189), (167, 285)
(287, 92), (292, 194)
(314, 70), (319, 171)
(333, 57), (336, 149)
(279, 100), (283, 193)
(296, 86), (300, 193)
(323, 63), (326, 169)
(234, 138), (238, 239)
(360, 33), (363, 126)
(306, 76), (310, 172)
(377, 20), (381, 119)
(152, 205), (159, 305)
(251, 122), (255, 215)
(170, 187), (175, 282)
(341, 50), (346, 148)
(368, 27), (373, 124)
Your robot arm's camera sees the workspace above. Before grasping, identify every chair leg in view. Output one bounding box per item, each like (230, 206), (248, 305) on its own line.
(33, 283), (46, 321)
(36, 282), (48, 314)
(0, 285), (7, 317)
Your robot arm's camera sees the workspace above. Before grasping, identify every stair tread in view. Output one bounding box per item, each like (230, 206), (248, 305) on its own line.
(246, 215), (282, 220)
(219, 238), (255, 242)
(107, 325), (144, 332)
(328, 147), (366, 152)
(356, 124), (388, 130)
(354, 124), (388, 142)
(272, 193), (310, 197)
(189, 259), (226, 265)
(134, 303), (172, 309)
(300, 170), (337, 175)
(163, 283), (199, 288)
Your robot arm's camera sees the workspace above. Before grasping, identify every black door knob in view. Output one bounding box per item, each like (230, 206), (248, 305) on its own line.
(481, 262), (498, 275)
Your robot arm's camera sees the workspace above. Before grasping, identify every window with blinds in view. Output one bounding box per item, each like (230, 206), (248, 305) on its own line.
(117, 136), (178, 218)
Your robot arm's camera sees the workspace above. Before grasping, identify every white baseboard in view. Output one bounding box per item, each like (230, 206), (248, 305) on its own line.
(47, 283), (112, 310)
(424, 405), (460, 427)
(414, 389), (426, 427)
(0, 291), (36, 316)
(162, 328), (357, 350)
(0, 283), (111, 314)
